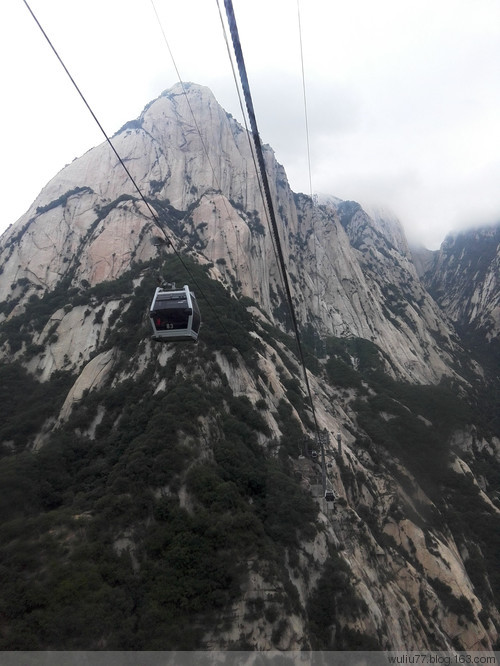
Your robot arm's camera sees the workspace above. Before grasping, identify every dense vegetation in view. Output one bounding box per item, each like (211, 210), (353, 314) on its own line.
(0, 251), (499, 649)
(0, 257), (323, 649)
(324, 332), (500, 622)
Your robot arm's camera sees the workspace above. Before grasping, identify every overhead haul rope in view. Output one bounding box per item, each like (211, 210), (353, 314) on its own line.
(150, 0), (303, 357)
(223, 0), (322, 449)
(297, 0), (321, 342)
(23, 2), (175, 259)
(296, 0), (327, 486)
(297, 0), (313, 202)
(21, 2), (166, 238)
(152, 0), (306, 396)
(150, 0), (261, 297)
(216, 0), (312, 343)
(214, 0), (285, 295)
(22, 0), (239, 349)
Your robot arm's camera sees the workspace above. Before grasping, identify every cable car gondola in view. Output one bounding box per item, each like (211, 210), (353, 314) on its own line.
(324, 489), (336, 502)
(149, 284), (201, 342)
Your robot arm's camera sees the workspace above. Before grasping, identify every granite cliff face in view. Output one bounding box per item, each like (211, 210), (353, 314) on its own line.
(1, 84), (464, 385)
(0, 83), (499, 651)
(421, 224), (500, 347)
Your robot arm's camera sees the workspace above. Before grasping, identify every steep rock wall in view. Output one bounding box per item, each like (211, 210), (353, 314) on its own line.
(0, 83), (468, 385)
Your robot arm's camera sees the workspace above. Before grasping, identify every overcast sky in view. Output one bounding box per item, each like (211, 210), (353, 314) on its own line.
(1, 0), (499, 249)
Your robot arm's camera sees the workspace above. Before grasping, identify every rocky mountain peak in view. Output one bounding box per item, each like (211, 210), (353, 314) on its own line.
(0, 83), (499, 651)
(0, 81), (465, 385)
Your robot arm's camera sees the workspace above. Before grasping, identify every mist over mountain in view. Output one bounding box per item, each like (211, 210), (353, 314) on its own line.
(0, 82), (499, 651)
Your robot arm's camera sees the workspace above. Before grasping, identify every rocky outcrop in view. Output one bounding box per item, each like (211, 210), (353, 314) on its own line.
(58, 349), (116, 422)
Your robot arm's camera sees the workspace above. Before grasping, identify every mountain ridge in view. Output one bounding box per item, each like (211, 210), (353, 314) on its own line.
(0, 82), (499, 651)
(0, 84), (473, 386)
